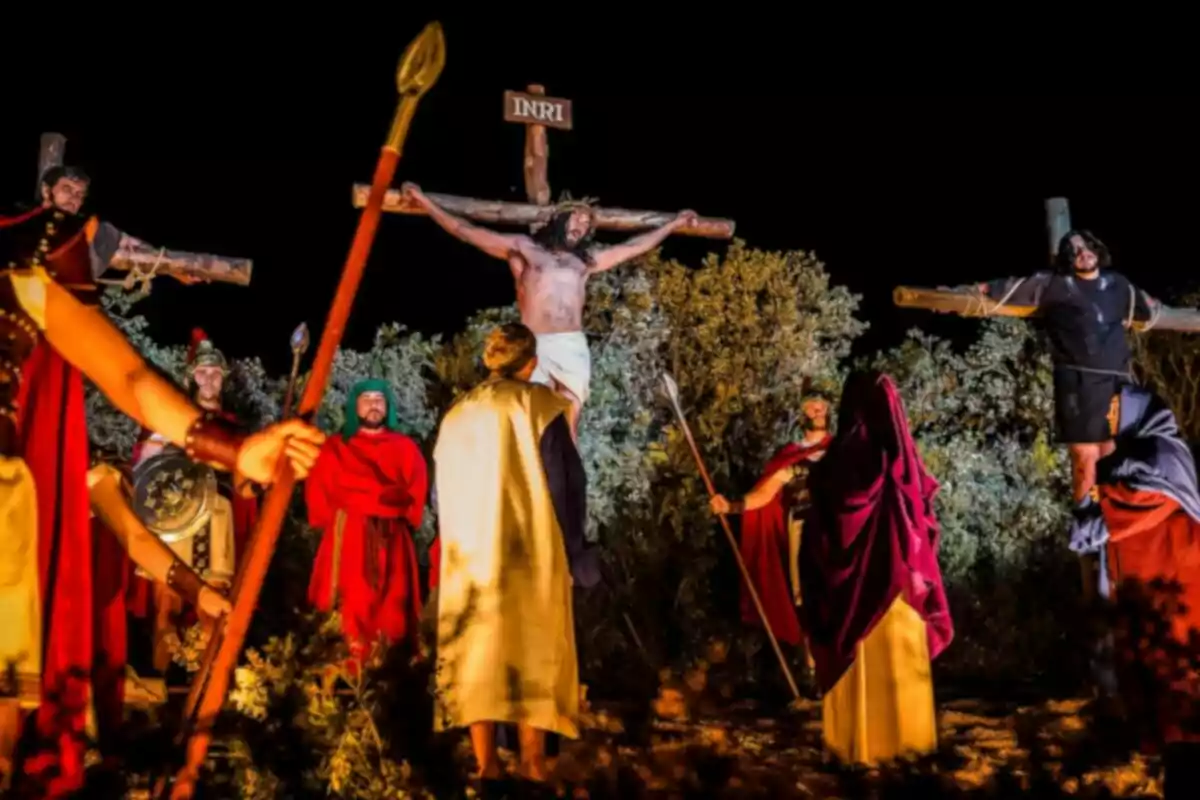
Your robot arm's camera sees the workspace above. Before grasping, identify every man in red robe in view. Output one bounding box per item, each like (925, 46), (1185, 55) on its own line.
(711, 393), (833, 652)
(801, 371), (953, 763)
(307, 379), (428, 662)
(127, 330), (259, 671)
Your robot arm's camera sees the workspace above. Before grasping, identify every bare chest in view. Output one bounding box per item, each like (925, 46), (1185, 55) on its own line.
(515, 251), (589, 296)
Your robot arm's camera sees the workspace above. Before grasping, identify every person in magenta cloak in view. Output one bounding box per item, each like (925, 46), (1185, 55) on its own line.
(800, 371), (953, 764)
(306, 378), (429, 663)
(711, 393), (834, 652)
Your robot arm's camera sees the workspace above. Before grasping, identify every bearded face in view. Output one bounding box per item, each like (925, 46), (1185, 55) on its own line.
(192, 365), (225, 409)
(356, 390), (388, 431)
(801, 398), (829, 431)
(1068, 234), (1099, 274)
(565, 209), (593, 245)
(42, 176), (89, 215)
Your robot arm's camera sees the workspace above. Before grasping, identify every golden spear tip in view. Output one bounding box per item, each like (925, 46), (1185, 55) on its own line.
(396, 21), (447, 96)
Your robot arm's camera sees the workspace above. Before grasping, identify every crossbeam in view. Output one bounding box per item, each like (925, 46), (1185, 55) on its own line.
(894, 286), (1200, 334)
(100, 229), (252, 286)
(351, 185), (735, 240)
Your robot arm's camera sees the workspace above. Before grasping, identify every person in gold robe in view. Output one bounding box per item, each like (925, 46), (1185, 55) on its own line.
(801, 371), (954, 766)
(432, 323), (597, 792)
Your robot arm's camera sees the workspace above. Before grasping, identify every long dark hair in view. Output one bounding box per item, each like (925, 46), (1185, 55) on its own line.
(40, 164), (90, 189)
(1055, 229), (1112, 273)
(533, 210), (596, 265)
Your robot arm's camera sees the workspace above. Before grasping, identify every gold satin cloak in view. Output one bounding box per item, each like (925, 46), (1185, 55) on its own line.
(432, 378), (580, 738)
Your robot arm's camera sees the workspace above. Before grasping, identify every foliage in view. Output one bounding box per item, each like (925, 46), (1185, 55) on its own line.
(222, 615), (439, 799)
(1133, 290), (1200, 443)
(870, 320), (1070, 582)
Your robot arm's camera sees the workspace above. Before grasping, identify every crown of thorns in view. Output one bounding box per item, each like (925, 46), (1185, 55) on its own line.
(553, 191), (599, 215)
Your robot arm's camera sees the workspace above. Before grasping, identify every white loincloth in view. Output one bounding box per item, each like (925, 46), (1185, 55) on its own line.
(530, 331), (591, 406)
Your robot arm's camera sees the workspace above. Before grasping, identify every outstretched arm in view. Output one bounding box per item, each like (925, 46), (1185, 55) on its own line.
(711, 466), (794, 514)
(89, 464), (231, 618)
(966, 271), (1055, 309)
(588, 210), (697, 274)
(402, 182), (526, 260)
(1121, 274), (1161, 323)
(16, 272), (323, 484)
(40, 276), (201, 445)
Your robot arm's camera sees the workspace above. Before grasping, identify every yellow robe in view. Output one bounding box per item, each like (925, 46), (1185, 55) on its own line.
(432, 378), (580, 738)
(821, 594), (938, 765)
(0, 269), (52, 703)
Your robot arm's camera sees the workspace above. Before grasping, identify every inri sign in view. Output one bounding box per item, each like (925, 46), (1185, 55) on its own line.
(504, 90), (573, 131)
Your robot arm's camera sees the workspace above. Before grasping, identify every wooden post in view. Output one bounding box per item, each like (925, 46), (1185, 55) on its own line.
(522, 84), (551, 207)
(35, 132), (68, 200)
(1045, 197), (1071, 264)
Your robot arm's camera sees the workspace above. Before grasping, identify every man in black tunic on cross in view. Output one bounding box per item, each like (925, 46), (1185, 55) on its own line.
(977, 230), (1159, 512)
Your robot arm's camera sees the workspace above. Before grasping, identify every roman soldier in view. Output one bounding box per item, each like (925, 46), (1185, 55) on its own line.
(0, 199), (324, 796)
(710, 393), (835, 653)
(128, 330), (259, 672)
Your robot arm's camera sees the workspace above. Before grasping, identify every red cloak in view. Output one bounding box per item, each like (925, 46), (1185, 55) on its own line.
(1098, 388), (1200, 747)
(306, 430), (428, 652)
(800, 373), (953, 693)
(739, 437), (831, 646)
(15, 342), (96, 794)
(8, 205), (114, 795)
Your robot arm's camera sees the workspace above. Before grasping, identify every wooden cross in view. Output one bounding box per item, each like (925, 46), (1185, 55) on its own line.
(36, 132), (254, 289)
(350, 87), (735, 239)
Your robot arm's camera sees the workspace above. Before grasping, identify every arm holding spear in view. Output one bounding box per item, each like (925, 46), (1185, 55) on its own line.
(161, 22), (447, 800)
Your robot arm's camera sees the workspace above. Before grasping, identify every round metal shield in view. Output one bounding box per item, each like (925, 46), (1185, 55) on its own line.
(132, 448), (218, 543)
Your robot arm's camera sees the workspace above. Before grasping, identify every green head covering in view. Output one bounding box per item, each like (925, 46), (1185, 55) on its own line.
(342, 378), (401, 438)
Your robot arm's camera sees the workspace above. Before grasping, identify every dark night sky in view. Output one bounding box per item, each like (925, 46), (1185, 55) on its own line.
(4, 17), (1195, 376)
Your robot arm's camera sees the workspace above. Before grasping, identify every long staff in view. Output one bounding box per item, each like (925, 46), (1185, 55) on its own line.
(660, 372), (801, 700)
(158, 23), (447, 799)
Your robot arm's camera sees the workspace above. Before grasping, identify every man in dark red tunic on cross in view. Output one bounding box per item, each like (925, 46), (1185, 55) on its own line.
(306, 379), (428, 663)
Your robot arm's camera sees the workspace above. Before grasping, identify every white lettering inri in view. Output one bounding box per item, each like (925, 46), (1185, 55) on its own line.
(513, 96), (564, 123)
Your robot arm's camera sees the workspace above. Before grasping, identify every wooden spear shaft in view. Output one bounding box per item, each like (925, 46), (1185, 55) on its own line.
(660, 373), (802, 701)
(162, 23), (446, 799)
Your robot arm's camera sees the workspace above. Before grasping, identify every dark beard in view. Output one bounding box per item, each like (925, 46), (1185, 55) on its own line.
(532, 214), (596, 265)
(803, 417), (827, 432)
(361, 417), (385, 430)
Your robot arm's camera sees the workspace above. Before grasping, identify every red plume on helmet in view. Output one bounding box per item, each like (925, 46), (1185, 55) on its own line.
(187, 328), (209, 366)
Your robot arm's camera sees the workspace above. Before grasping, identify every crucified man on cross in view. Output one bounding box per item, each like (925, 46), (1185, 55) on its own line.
(975, 231), (1160, 507)
(403, 182), (696, 435)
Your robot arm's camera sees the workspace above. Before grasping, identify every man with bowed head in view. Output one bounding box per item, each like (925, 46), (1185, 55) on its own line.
(402, 181), (697, 437)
